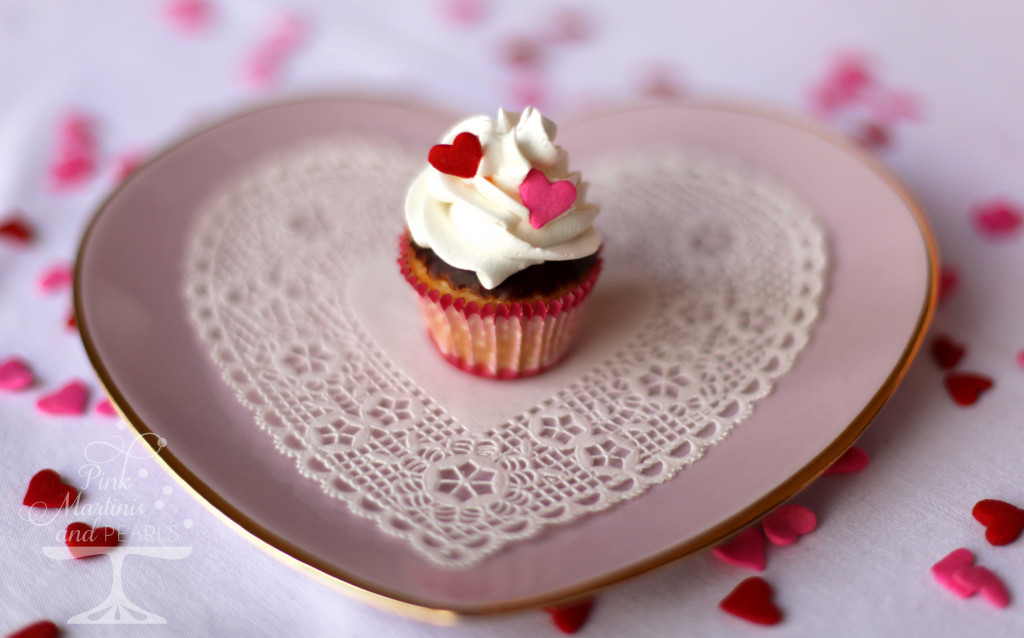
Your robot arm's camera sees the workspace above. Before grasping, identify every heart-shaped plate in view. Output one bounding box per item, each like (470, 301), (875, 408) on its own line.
(74, 98), (936, 620)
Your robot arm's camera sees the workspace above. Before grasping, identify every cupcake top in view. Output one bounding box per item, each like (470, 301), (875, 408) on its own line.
(404, 107), (601, 289)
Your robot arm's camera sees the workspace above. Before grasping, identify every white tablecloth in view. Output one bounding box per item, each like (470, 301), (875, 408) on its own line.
(3, 1), (1023, 635)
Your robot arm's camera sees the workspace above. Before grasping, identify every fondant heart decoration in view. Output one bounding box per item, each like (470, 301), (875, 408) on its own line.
(973, 499), (1024, 546)
(0, 357), (34, 391)
(36, 380), (88, 416)
(23, 469), (79, 508)
(96, 398), (118, 417)
(711, 526), (766, 571)
(542, 597), (594, 634)
(520, 168), (577, 229)
(761, 504), (817, 546)
(38, 264), (73, 294)
(427, 131), (483, 178)
(943, 372), (993, 406)
(930, 334), (965, 370)
(931, 548), (976, 599)
(719, 577), (782, 625)
(0, 216), (34, 244)
(952, 566), (1011, 608)
(64, 522), (120, 559)
(6, 620), (60, 638)
(823, 446), (869, 475)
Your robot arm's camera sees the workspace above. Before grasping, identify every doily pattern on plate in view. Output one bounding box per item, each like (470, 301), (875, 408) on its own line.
(184, 140), (828, 566)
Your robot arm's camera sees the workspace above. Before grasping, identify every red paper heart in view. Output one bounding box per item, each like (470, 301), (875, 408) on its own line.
(36, 381), (88, 416)
(543, 597), (594, 634)
(64, 522), (119, 559)
(943, 372), (993, 406)
(761, 504), (817, 546)
(823, 446), (869, 475)
(719, 577), (782, 625)
(711, 526), (765, 571)
(428, 132), (483, 178)
(973, 499), (1024, 546)
(952, 565), (1011, 608)
(6, 620), (60, 638)
(930, 334), (965, 370)
(23, 469), (79, 509)
(520, 168), (577, 229)
(0, 216), (34, 244)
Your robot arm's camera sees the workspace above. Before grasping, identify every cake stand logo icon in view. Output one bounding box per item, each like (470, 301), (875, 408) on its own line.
(36, 431), (193, 625)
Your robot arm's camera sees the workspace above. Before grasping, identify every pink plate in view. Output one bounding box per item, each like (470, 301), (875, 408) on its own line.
(74, 99), (935, 616)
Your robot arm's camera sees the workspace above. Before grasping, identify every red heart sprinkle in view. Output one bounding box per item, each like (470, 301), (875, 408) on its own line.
(66, 310), (77, 331)
(930, 334), (965, 369)
(719, 577), (783, 625)
(938, 266), (959, 304)
(952, 565), (1011, 608)
(0, 357), (34, 391)
(973, 499), (1024, 546)
(542, 597), (594, 634)
(6, 620), (60, 638)
(823, 446), (869, 475)
(428, 132), (483, 178)
(943, 372), (993, 406)
(761, 504), (817, 546)
(972, 198), (1022, 239)
(36, 380), (89, 416)
(64, 522), (120, 559)
(855, 122), (890, 150)
(0, 216), (34, 244)
(23, 469), (79, 509)
(711, 526), (766, 571)
(520, 168), (577, 229)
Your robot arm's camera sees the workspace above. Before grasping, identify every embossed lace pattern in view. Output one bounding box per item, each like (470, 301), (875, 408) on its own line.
(184, 141), (828, 567)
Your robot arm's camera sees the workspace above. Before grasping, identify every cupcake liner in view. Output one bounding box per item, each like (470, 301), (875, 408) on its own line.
(399, 235), (602, 379)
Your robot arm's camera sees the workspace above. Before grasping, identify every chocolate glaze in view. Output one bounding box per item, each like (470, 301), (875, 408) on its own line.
(411, 242), (600, 300)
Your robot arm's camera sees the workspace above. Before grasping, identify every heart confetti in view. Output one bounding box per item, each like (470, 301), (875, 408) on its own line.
(428, 132), (483, 178)
(64, 522), (120, 559)
(719, 577), (782, 625)
(6, 620), (60, 638)
(973, 499), (1024, 546)
(36, 381), (88, 416)
(0, 215), (34, 245)
(823, 446), (869, 475)
(23, 469), (79, 508)
(96, 398), (118, 417)
(938, 266), (960, 304)
(711, 526), (766, 571)
(952, 566), (1011, 608)
(930, 334), (965, 369)
(761, 504), (817, 546)
(931, 548), (977, 599)
(0, 357), (34, 391)
(543, 597), (594, 634)
(972, 198), (1022, 240)
(943, 372), (993, 406)
(49, 112), (97, 191)
(162, 0), (211, 33)
(38, 264), (73, 294)
(520, 168), (577, 229)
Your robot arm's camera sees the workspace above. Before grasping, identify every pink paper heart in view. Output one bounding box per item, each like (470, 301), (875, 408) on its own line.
(711, 526), (765, 571)
(0, 357), (34, 391)
(761, 504), (817, 546)
(931, 548), (976, 599)
(953, 565), (1011, 608)
(823, 446), (869, 475)
(38, 264), (73, 294)
(520, 169), (577, 229)
(36, 380), (88, 416)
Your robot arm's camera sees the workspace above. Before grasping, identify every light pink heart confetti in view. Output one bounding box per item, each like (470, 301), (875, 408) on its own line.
(952, 565), (1011, 608)
(761, 504), (817, 546)
(441, 0), (485, 25)
(931, 548), (976, 599)
(36, 380), (88, 416)
(711, 526), (766, 571)
(38, 264), (73, 294)
(0, 357), (34, 391)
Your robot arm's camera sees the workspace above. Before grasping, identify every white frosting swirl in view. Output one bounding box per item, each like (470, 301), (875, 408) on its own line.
(405, 107), (600, 289)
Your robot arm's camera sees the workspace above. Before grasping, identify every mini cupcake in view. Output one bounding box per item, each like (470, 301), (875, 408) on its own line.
(400, 107), (602, 379)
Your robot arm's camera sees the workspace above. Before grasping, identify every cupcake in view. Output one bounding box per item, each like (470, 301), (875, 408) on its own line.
(399, 107), (602, 379)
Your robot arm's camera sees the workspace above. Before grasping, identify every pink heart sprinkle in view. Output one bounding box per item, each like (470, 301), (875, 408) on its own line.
(163, 0), (210, 33)
(96, 398), (118, 417)
(36, 381), (88, 416)
(0, 357), (34, 391)
(952, 565), (1011, 608)
(866, 87), (920, 124)
(711, 526), (765, 571)
(761, 504), (817, 546)
(113, 150), (145, 181)
(49, 154), (95, 190)
(1017, 350), (1024, 369)
(520, 169), (577, 229)
(441, 0), (485, 25)
(824, 446), (869, 475)
(38, 264), (73, 294)
(931, 548), (976, 599)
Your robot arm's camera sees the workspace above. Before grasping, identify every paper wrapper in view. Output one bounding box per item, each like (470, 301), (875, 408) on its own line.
(400, 240), (602, 379)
